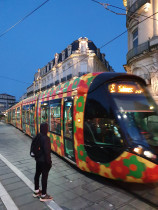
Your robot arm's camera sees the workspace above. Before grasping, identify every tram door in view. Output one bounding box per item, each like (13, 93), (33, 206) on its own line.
(63, 98), (75, 162)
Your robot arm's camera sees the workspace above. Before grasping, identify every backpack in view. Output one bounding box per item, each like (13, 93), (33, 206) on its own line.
(30, 133), (42, 158)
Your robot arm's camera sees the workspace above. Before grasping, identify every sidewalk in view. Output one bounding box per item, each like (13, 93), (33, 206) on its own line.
(0, 122), (156, 210)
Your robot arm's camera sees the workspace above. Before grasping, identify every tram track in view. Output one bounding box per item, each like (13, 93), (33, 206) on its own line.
(55, 151), (158, 208)
(113, 181), (158, 208)
(87, 172), (158, 208)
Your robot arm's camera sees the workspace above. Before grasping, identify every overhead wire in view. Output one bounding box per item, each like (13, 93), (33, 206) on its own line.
(0, 0), (50, 38)
(0, 0), (50, 85)
(1, 1), (158, 86)
(91, 0), (158, 21)
(62, 10), (158, 74)
(2, 5), (157, 85)
(0, 75), (32, 85)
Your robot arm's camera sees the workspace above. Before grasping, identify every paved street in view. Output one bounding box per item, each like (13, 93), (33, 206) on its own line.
(0, 122), (156, 210)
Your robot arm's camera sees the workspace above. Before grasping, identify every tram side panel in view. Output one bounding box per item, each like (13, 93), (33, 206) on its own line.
(16, 102), (22, 130)
(22, 96), (38, 137)
(38, 90), (65, 158)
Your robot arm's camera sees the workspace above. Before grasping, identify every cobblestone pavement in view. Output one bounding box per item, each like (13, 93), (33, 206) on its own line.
(0, 122), (157, 210)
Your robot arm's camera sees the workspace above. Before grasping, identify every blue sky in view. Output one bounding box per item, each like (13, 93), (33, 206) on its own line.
(0, 0), (127, 101)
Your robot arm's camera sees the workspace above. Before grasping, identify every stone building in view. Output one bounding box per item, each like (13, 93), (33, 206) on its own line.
(27, 37), (114, 97)
(0, 94), (16, 114)
(123, 0), (158, 103)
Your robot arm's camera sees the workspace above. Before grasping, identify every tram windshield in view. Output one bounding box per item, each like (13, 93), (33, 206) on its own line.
(109, 81), (158, 149)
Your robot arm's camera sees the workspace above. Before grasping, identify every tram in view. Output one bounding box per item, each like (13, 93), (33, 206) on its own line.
(6, 72), (158, 183)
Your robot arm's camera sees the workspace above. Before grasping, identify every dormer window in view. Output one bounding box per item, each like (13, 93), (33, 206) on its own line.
(50, 61), (53, 69)
(97, 48), (100, 57)
(102, 53), (105, 63)
(133, 29), (138, 48)
(67, 45), (72, 56)
(79, 37), (88, 53)
(62, 51), (65, 61)
(55, 53), (59, 65)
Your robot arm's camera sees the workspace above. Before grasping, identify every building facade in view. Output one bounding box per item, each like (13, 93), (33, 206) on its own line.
(27, 37), (114, 97)
(123, 0), (158, 102)
(0, 94), (16, 114)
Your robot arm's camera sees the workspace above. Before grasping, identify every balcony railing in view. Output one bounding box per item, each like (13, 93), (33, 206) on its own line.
(127, 0), (150, 23)
(127, 41), (149, 62)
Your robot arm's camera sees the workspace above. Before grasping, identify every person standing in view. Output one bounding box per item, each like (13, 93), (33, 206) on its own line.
(33, 122), (53, 201)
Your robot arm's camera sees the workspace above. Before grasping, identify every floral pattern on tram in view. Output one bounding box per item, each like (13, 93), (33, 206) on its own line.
(72, 75), (158, 183)
(75, 145), (158, 183)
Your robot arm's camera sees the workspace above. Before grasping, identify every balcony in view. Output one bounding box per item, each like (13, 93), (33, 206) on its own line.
(127, 41), (149, 62)
(127, 0), (150, 23)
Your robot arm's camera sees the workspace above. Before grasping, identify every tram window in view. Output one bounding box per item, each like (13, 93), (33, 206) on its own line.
(22, 105), (30, 124)
(49, 100), (61, 135)
(126, 112), (158, 144)
(30, 104), (35, 137)
(110, 81), (158, 147)
(65, 139), (74, 158)
(85, 118), (122, 146)
(17, 107), (20, 122)
(41, 102), (49, 124)
(84, 98), (124, 163)
(30, 104), (35, 126)
(22, 106), (27, 123)
(85, 99), (123, 146)
(64, 101), (73, 139)
(26, 105), (30, 124)
(147, 115), (158, 134)
(8, 111), (11, 122)
(12, 109), (16, 124)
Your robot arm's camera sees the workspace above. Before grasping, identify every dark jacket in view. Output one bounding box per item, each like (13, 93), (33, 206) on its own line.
(36, 123), (52, 165)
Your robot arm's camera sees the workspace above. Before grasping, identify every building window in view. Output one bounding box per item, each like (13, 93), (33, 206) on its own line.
(133, 29), (138, 48)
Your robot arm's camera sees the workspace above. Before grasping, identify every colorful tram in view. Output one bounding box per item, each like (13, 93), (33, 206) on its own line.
(6, 72), (158, 183)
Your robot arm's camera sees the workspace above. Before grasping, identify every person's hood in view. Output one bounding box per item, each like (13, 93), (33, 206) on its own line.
(40, 123), (48, 135)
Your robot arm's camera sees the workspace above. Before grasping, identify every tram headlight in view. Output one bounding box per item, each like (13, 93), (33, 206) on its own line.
(133, 145), (143, 155)
(144, 151), (157, 159)
(132, 146), (157, 160)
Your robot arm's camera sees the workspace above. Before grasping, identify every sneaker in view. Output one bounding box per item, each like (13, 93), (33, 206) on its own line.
(33, 189), (42, 198)
(40, 194), (53, 202)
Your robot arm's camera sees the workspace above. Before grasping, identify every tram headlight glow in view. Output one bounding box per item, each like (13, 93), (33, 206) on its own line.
(132, 146), (157, 160)
(123, 114), (127, 119)
(117, 115), (121, 119)
(133, 146), (143, 155)
(144, 151), (156, 159)
(149, 106), (154, 110)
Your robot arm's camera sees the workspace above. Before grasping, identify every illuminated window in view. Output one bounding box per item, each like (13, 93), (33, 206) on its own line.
(49, 99), (61, 135)
(41, 102), (49, 124)
(30, 104), (35, 137)
(17, 107), (20, 122)
(64, 101), (73, 139)
(22, 105), (30, 125)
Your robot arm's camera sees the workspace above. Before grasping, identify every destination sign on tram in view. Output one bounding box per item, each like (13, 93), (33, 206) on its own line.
(108, 83), (143, 94)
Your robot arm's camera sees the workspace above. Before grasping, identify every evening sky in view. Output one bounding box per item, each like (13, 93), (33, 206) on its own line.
(0, 0), (127, 101)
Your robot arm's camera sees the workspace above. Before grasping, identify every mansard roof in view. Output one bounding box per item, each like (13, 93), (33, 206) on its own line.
(39, 37), (114, 73)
